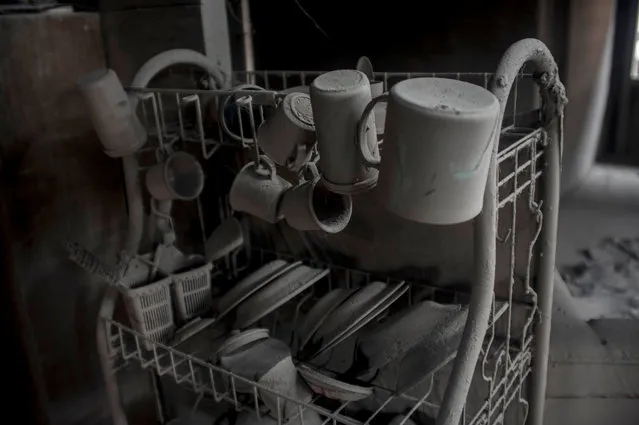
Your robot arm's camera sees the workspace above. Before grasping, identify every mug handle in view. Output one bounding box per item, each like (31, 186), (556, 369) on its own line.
(300, 161), (320, 182)
(356, 94), (389, 166)
(254, 155), (277, 180)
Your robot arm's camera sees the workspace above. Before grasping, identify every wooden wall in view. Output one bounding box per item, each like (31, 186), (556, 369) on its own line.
(0, 10), (132, 424)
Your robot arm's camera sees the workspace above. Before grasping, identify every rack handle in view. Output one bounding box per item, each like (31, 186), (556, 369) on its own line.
(436, 38), (566, 425)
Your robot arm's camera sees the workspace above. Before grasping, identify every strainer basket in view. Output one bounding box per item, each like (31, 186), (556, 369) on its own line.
(120, 276), (175, 350)
(172, 263), (214, 322)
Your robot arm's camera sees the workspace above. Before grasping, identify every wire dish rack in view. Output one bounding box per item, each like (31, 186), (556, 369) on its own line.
(97, 40), (565, 425)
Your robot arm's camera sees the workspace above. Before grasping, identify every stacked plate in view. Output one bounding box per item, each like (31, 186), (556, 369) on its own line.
(297, 363), (372, 402)
(216, 259), (300, 321)
(298, 281), (408, 359)
(352, 300), (468, 392)
(234, 264), (329, 329)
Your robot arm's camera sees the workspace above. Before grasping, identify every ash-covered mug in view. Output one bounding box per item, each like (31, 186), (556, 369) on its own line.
(77, 69), (147, 157)
(145, 151), (204, 201)
(219, 336), (312, 419)
(229, 156), (292, 223)
(310, 70), (379, 194)
(281, 163), (352, 234)
(257, 92), (315, 172)
(356, 77), (500, 225)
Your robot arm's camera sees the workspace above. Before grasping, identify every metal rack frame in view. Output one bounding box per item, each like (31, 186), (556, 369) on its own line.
(95, 39), (565, 425)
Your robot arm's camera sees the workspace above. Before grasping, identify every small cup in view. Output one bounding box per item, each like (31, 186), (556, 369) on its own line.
(229, 156), (292, 223)
(257, 92), (315, 171)
(219, 84), (271, 144)
(219, 337), (312, 419)
(258, 356), (313, 419)
(310, 70), (379, 194)
(281, 164), (352, 234)
(77, 69), (147, 157)
(145, 151), (204, 201)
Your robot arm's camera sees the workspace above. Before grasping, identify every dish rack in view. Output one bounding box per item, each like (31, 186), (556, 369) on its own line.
(96, 39), (565, 425)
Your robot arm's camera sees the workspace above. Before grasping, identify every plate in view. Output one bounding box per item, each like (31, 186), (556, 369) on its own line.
(313, 281), (387, 345)
(394, 305), (468, 392)
(170, 317), (216, 346)
(215, 328), (270, 358)
(297, 288), (355, 352)
(217, 260), (300, 320)
(298, 364), (372, 401)
(310, 282), (409, 359)
(354, 301), (468, 378)
(234, 264), (329, 329)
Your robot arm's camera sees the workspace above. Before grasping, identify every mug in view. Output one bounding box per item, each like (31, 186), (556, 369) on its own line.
(145, 151), (204, 201)
(357, 77), (500, 225)
(281, 163), (352, 234)
(219, 336), (312, 419)
(77, 69), (147, 157)
(257, 92), (315, 171)
(310, 70), (379, 194)
(218, 84), (272, 144)
(229, 156), (292, 223)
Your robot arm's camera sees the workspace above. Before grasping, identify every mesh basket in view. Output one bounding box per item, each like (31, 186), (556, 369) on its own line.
(172, 263), (214, 322)
(121, 277), (175, 350)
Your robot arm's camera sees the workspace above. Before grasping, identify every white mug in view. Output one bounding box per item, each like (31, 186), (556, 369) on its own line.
(145, 151), (204, 201)
(77, 69), (147, 157)
(229, 156), (292, 223)
(357, 77), (500, 224)
(280, 163), (352, 234)
(310, 70), (379, 194)
(257, 92), (315, 171)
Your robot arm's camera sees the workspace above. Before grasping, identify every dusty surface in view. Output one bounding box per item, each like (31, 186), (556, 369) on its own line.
(560, 237), (639, 320)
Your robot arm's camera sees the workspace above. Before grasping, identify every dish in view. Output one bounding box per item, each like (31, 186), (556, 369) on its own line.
(394, 304), (468, 392)
(215, 328), (270, 358)
(170, 317), (216, 346)
(354, 300), (468, 379)
(298, 364), (372, 401)
(310, 282), (409, 359)
(297, 288), (354, 352)
(234, 264), (329, 329)
(313, 281), (387, 344)
(217, 260), (300, 320)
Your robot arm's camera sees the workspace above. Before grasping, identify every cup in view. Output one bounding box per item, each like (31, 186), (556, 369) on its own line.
(281, 163), (352, 234)
(229, 156), (292, 223)
(218, 84), (271, 144)
(310, 70), (379, 194)
(356, 77), (500, 225)
(257, 92), (315, 171)
(219, 337), (312, 419)
(258, 356), (313, 419)
(77, 69), (147, 157)
(145, 151), (204, 201)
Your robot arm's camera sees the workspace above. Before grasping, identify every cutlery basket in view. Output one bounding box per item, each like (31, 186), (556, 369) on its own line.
(120, 277), (176, 350)
(172, 263), (214, 322)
